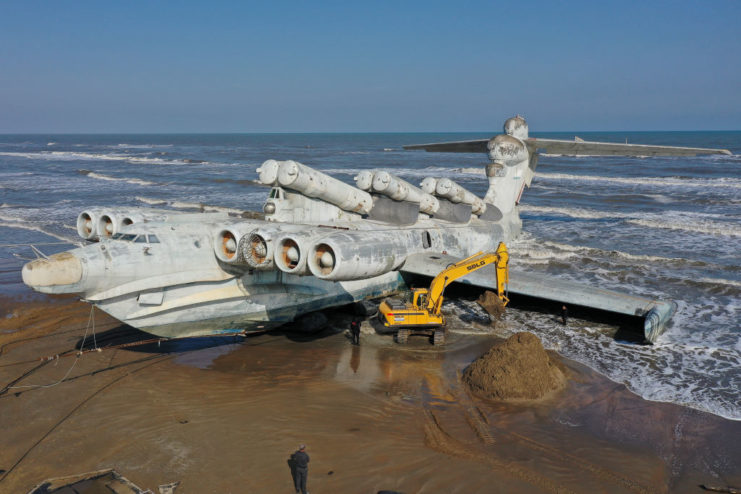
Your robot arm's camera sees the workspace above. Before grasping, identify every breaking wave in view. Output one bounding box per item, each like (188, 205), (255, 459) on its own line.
(134, 197), (244, 214)
(78, 170), (156, 186)
(0, 213), (77, 244)
(626, 218), (741, 237)
(535, 172), (741, 189)
(519, 205), (741, 237)
(0, 151), (214, 166)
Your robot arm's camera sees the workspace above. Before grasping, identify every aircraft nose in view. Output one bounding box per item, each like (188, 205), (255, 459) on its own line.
(22, 252), (83, 291)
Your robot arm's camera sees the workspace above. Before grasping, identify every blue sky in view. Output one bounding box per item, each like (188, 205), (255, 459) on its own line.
(1, 1), (739, 132)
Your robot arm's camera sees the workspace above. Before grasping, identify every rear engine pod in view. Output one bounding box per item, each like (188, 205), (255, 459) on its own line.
(76, 210), (100, 240)
(274, 233), (313, 275)
(240, 229), (276, 270)
(307, 231), (410, 281)
(214, 228), (243, 264)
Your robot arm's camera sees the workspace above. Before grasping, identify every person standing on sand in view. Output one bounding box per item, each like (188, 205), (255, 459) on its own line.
(350, 318), (360, 345)
(291, 444), (310, 494)
(561, 305), (568, 325)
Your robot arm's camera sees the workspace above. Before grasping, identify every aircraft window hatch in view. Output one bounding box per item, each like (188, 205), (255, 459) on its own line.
(147, 235), (160, 243)
(422, 231), (432, 249)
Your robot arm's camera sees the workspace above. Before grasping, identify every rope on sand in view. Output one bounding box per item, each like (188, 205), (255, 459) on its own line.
(6, 306), (99, 390)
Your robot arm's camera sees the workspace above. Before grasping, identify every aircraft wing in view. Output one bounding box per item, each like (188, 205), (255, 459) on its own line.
(400, 253), (676, 343)
(403, 137), (732, 156)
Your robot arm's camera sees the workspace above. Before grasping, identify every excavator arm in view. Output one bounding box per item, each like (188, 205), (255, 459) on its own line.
(425, 243), (509, 315)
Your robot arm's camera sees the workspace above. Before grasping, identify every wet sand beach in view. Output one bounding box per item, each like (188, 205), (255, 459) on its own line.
(1, 295), (739, 493)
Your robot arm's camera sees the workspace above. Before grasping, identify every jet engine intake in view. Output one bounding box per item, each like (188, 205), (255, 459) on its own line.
(214, 228), (243, 264)
(76, 209), (106, 240)
(274, 233), (314, 275)
(240, 229), (276, 270)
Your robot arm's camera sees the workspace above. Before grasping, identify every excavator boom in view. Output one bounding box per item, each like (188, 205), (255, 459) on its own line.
(426, 244), (509, 314)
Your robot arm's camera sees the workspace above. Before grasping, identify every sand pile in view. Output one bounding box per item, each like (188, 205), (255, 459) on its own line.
(476, 290), (506, 322)
(463, 332), (566, 401)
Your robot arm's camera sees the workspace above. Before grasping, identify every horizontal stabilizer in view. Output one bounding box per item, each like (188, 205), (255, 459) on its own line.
(400, 253), (676, 343)
(404, 139), (489, 153)
(404, 137), (732, 157)
(524, 137), (732, 157)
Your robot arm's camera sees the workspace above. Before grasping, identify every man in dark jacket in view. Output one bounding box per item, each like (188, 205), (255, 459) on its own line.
(561, 305), (568, 325)
(291, 444), (310, 494)
(350, 318), (360, 345)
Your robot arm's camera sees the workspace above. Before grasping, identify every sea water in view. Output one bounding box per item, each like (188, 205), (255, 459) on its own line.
(0, 131), (739, 419)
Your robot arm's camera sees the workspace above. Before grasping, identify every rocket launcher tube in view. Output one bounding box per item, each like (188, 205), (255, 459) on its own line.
(371, 171), (439, 214)
(354, 170), (375, 191)
(257, 159), (281, 185)
(277, 160), (373, 215)
(435, 178), (487, 215)
(420, 177), (438, 195)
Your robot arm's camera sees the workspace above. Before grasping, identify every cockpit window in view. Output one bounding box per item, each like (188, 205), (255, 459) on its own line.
(120, 234), (137, 241)
(134, 235), (147, 243)
(269, 188), (284, 199)
(147, 234), (160, 243)
(112, 233), (123, 240)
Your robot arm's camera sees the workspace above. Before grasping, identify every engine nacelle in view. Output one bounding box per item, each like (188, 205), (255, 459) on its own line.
(213, 225), (257, 264)
(307, 231), (412, 281)
(274, 232), (316, 275)
(240, 228), (277, 270)
(77, 209), (104, 240)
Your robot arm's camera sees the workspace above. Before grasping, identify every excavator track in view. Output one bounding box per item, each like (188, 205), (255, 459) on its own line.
(396, 329), (409, 344)
(433, 328), (445, 346)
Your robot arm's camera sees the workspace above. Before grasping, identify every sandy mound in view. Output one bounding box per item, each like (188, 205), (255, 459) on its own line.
(463, 332), (567, 401)
(476, 290), (506, 322)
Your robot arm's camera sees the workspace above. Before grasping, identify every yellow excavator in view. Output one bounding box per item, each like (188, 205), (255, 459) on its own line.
(378, 243), (509, 345)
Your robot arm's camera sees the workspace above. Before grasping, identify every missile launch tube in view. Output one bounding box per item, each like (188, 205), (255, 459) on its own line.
(257, 159), (281, 186)
(277, 160), (373, 214)
(435, 178), (487, 214)
(371, 172), (439, 214)
(420, 177), (438, 195)
(354, 170), (375, 191)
